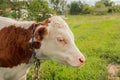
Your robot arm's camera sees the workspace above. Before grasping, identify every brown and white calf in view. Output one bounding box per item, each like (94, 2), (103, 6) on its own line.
(0, 16), (85, 80)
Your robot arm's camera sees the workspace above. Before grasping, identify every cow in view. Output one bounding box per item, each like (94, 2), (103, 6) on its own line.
(0, 16), (85, 80)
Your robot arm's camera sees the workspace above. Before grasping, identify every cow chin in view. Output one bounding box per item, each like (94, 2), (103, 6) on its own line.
(56, 59), (81, 68)
(67, 61), (82, 68)
(49, 56), (82, 68)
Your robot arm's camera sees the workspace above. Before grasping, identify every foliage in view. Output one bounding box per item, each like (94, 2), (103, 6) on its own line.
(0, 0), (25, 18)
(69, 1), (83, 15)
(93, 0), (114, 15)
(50, 0), (60, 10)
(49, 0), (67, 15)
(25, 0), (53, 21)
(68, 0), (120, 15)
(93, 1), (108, 15)
(99, 0), (114, 7)
(0, 0), (54, 21)
(110, 5), (120, 13)
(81, 4), (93, 14)
(1, 0), (120, 18)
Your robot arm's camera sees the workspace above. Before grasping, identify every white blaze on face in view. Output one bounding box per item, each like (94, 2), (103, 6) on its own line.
(37, 16), (85, 67)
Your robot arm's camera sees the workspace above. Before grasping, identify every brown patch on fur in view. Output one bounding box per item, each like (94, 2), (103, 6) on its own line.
(38, 19), (50, 26)
(0, 24), (46, 68)
(34, 19), (49, 42)
(34, 27), (48, 42)
(30, 42), (41, 49)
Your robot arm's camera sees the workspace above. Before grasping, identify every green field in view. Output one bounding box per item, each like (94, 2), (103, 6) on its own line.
(27, 15), (120, 80)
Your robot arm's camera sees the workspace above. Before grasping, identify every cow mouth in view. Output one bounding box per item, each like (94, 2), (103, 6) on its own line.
(51, 56), (81, 67)
(59, 60), (81, 68)
(67, 58), (84, 68)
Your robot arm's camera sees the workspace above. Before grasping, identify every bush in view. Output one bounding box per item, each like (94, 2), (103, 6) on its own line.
(25, 0), (54, 21)
(110, 5), (120, 13)
(93, 2), (108, 15)
(82, 4), (93, 14)
(0, 0), (55, 21)
(69, 1), (83, 15)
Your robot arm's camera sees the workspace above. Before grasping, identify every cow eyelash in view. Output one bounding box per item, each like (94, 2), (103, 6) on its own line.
(57, 37), (67, 44)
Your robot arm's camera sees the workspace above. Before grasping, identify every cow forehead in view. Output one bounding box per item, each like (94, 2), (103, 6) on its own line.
(49, 16), (67, 28)
(49, 16), (74, 39)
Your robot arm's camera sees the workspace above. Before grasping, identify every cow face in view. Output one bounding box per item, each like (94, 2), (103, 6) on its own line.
(35, 16), (85, 67)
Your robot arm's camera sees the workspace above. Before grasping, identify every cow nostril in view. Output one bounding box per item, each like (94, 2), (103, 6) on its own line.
(79, 58), (85, 64)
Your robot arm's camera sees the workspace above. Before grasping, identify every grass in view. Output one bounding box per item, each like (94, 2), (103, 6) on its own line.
(118, 69), (120, 77)
(27, 14), (120, 80)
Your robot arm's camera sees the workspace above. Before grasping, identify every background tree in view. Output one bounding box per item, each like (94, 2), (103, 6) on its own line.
(0, 0), (54, 21)
(0, 0), (120, 18)
(0, 0), (27, 19)
(82, 4), (93, 14)
(94, 1), (108, 15)
(50, 0), (59, 11)
(0, 0), (11, 16)
(59, 0), (67, 15)
(100, 0), (114, 7)
(69, 1), (83, 15)
(49, 0), (67, 14)
(26, 0), (53, 21)
(111, 5), (120, 13)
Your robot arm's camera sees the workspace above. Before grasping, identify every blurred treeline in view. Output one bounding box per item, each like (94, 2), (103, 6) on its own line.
(0, 0), (55, 21)
(0, 0), (120, 21)
(69, 0), (120, 15)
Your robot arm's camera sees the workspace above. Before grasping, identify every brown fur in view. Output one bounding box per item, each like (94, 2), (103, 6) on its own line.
(34, 19), (49, 42)
(0, 22), (48, 68)
(38, 19), (50, 25)
(0, 20), (49, 67)
(34, 27), (48, 42)
(0, 25), (32, 67)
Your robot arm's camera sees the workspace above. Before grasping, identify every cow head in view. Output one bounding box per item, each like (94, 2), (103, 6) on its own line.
(35, 16), (85, 67)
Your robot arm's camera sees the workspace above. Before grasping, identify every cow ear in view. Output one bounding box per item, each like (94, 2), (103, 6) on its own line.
(34, 26), (48, 42)
(34, 19), (50, 42)
(37, 19), (50, 26)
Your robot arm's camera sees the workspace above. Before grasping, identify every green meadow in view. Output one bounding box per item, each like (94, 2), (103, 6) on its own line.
(27, 15), (120, 80)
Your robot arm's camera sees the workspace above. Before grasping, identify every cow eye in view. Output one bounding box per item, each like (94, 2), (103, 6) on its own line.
(57, 37), (66, 44)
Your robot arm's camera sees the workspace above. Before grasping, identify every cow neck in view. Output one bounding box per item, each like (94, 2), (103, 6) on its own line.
(0, 24), (40, 68)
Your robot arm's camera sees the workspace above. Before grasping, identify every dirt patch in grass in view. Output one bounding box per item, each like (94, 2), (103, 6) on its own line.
(107, 64), (120, 80)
